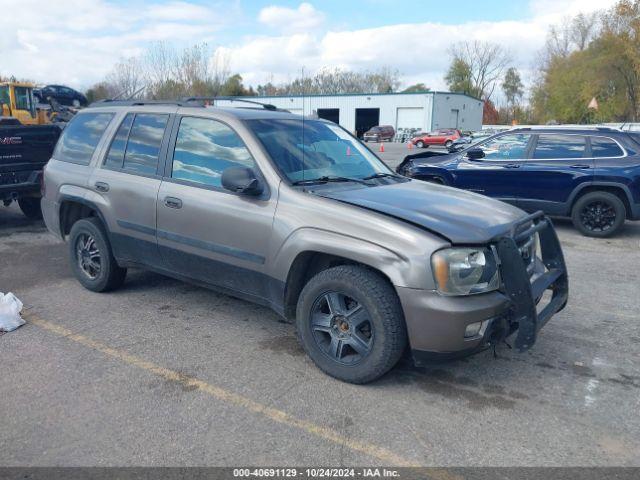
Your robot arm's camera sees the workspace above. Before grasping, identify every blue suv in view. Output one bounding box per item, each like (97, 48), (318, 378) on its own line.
(396, 127), (640, 237)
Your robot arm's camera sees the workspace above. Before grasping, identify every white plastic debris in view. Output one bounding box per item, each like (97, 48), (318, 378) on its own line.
(0, 292), (25, 333)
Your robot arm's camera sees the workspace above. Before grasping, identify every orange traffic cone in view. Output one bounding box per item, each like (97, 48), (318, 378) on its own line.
(407, 141), (413, 150)
(379, 143), (385, 153)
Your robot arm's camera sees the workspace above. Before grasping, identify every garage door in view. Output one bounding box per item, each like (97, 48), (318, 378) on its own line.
(396, 107), (424, 130)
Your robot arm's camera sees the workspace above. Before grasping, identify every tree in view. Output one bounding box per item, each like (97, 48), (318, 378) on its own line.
(402, 83), (429, 93)
(256, 67), (401, 96)
(501, 67), (524, 122)
(444, 58), (477, 97)
(531, 0), (640, 123)
(445, 41), (510, 100)
(106, 57), (144, 99)
(85, 83), (113, 103)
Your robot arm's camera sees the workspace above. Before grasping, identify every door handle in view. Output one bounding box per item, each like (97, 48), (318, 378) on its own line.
(94, 181), (110, 192)
(504, 163), (521, 169)
(164, 196), (182, 209)
(570, 164), (591, 169)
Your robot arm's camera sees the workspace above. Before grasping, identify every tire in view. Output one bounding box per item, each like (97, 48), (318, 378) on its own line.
(296, 265), (407, 384)
(72, 99), (81, 108)
(444, 140), (453, 148)
(416, 140), (424, 148)
(571, 191), (626, 238)
(18, 197), (43, 220)
(68, 218), (127, 292)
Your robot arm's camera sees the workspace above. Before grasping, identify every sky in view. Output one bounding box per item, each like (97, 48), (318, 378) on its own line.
(0, 0), (619, 96)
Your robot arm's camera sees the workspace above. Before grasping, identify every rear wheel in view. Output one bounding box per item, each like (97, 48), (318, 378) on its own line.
(18, 197), (42, 220)
(571, 191), (625, 237)
(296, 265), (407, 384)
(68, 218), (127, 292)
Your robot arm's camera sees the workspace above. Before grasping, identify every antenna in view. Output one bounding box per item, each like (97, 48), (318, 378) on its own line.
(302, 66), (306, 182)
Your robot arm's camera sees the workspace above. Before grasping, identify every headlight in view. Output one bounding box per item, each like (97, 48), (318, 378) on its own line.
(431, 247), (500, 296)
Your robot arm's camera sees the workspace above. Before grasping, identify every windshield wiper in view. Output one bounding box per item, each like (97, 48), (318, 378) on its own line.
(291, 176), (370, 186)
(361, 172), (403, 180)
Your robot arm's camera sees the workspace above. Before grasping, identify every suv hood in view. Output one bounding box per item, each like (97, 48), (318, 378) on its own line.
(318, 180), (526, 244)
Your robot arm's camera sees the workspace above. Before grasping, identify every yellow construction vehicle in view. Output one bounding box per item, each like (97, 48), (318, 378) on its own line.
(0, 82), (52, 125)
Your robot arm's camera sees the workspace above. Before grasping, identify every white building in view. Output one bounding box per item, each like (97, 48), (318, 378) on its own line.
(216, 91), (483, 137)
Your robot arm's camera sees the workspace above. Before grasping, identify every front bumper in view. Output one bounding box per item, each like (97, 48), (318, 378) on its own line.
(400, 211), (569, 365)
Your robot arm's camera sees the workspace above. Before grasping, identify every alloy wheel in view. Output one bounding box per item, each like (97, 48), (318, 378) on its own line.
(75, 233), (101, 279)
(310, 291), (374, 365)
(580, 200), (617, 233)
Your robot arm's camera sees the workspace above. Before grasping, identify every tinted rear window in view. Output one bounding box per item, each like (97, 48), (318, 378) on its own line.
(590, 136), (624, 157)
(104, 113), (134, 169)
(122, 114), (168, 175)
(54, 112), (114, 165)
(533, 134), (586, 159)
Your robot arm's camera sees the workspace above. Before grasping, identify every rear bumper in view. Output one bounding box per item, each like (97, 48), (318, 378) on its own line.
(399, 211), (569, 365)
(0, 171), (41, 201)
(41, 197), (62, 239)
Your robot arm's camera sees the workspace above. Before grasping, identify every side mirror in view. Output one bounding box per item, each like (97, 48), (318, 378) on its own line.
(466, 147), (485, 160)
(221, 166), (264, 196)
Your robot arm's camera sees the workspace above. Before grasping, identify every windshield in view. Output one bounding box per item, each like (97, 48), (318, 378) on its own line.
(247, 119), (392, 183)
(0, 86), (9, 107)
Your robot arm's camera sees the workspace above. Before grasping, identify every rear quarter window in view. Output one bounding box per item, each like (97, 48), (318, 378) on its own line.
(590, 136), (624, 157)
(54, 112), (114, 165)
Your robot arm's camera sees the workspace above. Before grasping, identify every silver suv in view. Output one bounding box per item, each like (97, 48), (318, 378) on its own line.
(42, 101), (569, 383)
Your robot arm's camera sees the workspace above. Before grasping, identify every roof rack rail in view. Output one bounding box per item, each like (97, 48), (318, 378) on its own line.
(183, 96), (279, 111)
(89, 99), (197, 108)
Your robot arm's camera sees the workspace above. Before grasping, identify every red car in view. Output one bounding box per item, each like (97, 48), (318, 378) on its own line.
(411, 129), (462, 148)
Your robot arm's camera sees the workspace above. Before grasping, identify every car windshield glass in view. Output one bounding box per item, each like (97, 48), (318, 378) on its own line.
(247, 119), (392, 183)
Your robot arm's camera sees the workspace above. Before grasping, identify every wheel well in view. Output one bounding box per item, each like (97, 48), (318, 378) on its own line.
(571, 186), (631, 219)
(282, 252), (392, 320)
(59, 201), (100, 238)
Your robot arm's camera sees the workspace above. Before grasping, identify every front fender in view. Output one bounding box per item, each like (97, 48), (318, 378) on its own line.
(270, 227), (422, 288)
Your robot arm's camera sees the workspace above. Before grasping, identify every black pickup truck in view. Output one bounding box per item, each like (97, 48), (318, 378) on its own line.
(1, 122), (62, 219)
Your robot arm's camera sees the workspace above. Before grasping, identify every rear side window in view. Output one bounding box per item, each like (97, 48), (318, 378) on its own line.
(54, 112), (114, 165)
(533, 134), (585, 159)
(103, 113), (168, 175)
(590, 137), (624, 157)
(171, 116), (254, 188)
(104, 113), (134, 169)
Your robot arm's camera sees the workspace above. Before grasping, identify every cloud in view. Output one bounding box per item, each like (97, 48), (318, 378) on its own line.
(0, 0), (236, 88)
(0, 0), (619, 94)
(225, 0), (617, 93)
(258, 2), (326, 33)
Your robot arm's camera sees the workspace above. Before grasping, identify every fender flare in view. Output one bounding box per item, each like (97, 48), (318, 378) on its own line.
(567, 181), (634, 213)
(271, 227), (412, 288)
(58, 188), (111, 239)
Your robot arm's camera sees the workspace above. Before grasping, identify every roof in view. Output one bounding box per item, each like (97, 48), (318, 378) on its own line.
(82, 102), (304, 120)
(509, 126), (624, 135)
(223, 90), (483, 102)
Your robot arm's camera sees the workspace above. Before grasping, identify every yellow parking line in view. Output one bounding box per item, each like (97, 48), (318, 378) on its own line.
(26, 312), (431, 469)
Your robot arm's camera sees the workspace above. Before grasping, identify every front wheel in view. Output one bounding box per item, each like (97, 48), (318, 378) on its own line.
(444, 140), (453, 148)
(571, 191), (626, 237)
(415, 140), (424, 148)
(18, 197), (43, 220)
(296, 265), (407, 384)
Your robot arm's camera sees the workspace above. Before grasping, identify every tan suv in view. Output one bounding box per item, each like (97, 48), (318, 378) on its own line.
(42, 100), (569, 383)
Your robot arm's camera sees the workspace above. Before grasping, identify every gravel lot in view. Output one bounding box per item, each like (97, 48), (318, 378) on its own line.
(1, 145), (639, 467)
